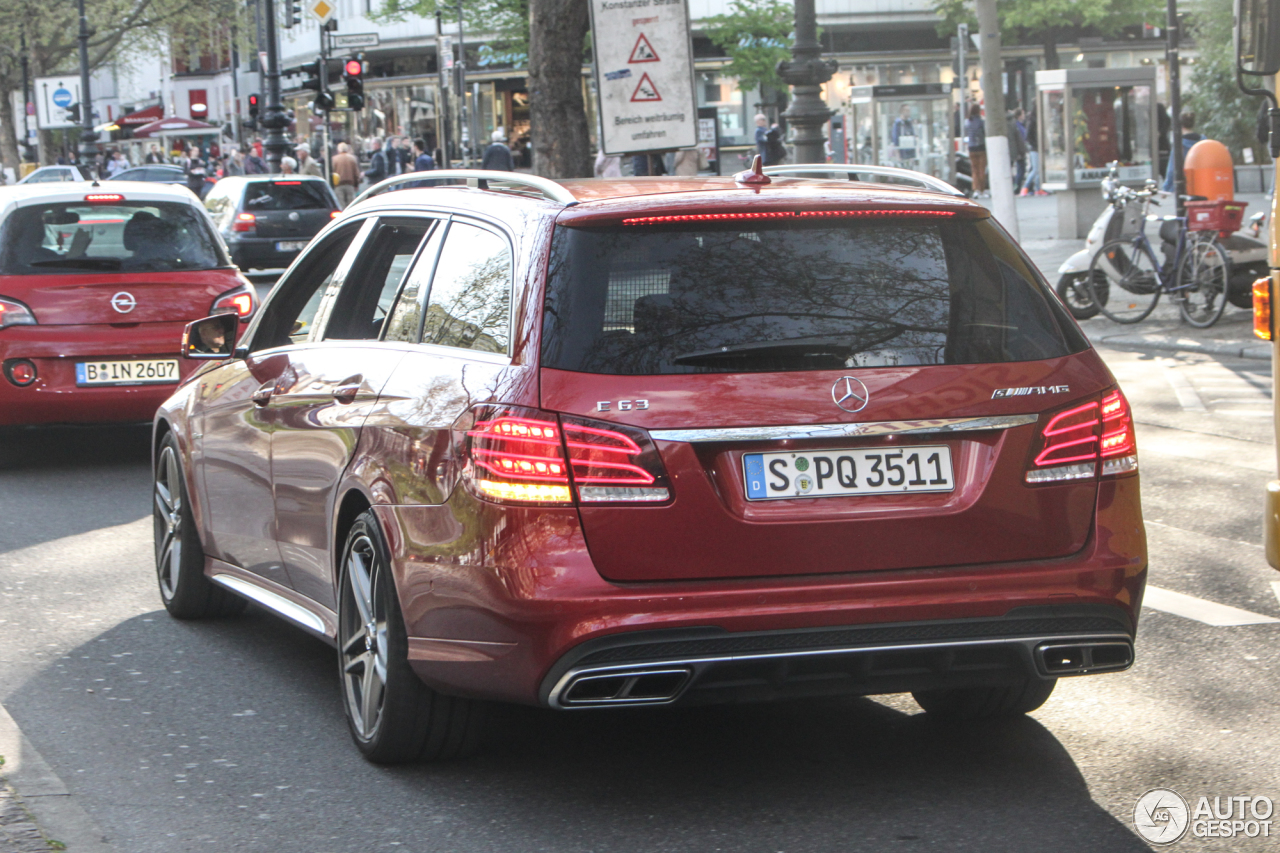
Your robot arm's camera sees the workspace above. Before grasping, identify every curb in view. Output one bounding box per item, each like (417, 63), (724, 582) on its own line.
(0, 704), (115, 852)
(1093, 333), (1271, 361)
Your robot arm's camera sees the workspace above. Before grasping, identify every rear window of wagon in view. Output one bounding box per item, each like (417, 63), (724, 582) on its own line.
(540, 217), (1088, 375)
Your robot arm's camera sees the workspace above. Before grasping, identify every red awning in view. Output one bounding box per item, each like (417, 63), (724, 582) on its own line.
(133, 117), (219, 138)
(118, 105), (164, 126)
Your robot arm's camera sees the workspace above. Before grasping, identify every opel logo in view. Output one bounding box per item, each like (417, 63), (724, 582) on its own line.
(110, 292), (137, 314)
(831, 376), (869, 413)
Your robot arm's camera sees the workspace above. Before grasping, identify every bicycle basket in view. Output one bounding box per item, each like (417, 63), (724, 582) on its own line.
(1185, 199), (1247, 233)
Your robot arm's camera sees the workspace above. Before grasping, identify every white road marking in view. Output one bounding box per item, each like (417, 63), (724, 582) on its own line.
(1143, 586), (1280, 626)
(1159, 361), (1207, 411)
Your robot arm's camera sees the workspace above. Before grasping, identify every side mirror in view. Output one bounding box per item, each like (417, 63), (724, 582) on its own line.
(182, 313), (239, 360)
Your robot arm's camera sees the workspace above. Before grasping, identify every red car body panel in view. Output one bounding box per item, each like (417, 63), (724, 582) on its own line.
(153, 177), (1147, 710)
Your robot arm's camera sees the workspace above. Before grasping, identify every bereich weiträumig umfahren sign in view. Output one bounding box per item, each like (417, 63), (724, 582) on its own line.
(590, 0), (697, 155)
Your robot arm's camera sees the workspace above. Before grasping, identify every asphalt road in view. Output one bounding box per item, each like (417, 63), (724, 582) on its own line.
(2, 340), (1279, 852)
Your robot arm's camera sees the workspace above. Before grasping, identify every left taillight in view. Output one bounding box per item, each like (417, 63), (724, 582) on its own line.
(0, 296), (37, 329)
(211, 284), (256, 321)
(232, 212), (256, 232)
(1026, 389), (1137, 484)
(459, 405), (671, 506)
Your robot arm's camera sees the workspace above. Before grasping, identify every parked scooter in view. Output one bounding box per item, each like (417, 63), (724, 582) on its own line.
(1055, 164), (1269, 319)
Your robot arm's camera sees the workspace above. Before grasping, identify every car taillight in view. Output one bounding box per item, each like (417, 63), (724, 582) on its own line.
(0, 296), (37, 329)
(460, 405), (671, 505)
(211, 284), (256, 320)
(1026, 390), (1137, 484)
(1254, 277), (1272, 341)
(232, 212), (256, 232)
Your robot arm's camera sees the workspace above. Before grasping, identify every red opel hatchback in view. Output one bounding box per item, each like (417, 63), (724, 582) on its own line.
(0, 182), (255, 426)
(153, 166), (1146, 763)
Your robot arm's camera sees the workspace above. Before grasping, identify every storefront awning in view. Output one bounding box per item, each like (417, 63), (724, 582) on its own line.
(118, 105), (165, 126)
(133, 117), (220, 138)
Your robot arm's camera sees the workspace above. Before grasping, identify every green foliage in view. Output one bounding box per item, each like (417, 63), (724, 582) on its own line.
(702, 0), (794, 94)
(933, 0), (1162, 45)
(371, 0), (530, 64)
(1185, 0), (1270, 164)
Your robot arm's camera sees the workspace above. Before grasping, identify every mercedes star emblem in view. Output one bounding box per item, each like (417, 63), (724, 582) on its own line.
(831, 376), (870, 413)
(110, 292), (137, 314)
(288, 211), (301, 222)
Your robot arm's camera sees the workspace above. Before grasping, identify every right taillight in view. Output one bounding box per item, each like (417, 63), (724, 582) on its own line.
(460, 405), (671, 506)
(1026, 389), (1137, 484)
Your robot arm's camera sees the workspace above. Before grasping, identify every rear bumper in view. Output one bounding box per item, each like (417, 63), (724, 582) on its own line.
(226, 236), (308, 269)
(385, 474), (1147, 708)
(0, 323), (192, 425)
(540, 606), (1134, 708)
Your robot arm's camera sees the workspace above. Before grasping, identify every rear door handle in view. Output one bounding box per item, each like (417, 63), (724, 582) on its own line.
(251, 382), (275, 406)
(332, 384), (361, 404)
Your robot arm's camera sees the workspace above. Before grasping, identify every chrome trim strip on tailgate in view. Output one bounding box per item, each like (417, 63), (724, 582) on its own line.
(650, 414), (1038, 444)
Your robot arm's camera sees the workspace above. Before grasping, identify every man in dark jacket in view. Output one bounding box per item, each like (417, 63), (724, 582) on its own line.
(481, 130), (515, 171)
(364, 138), (388, 186)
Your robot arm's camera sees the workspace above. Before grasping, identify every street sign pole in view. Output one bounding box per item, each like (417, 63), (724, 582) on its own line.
(75, 0), (97, 171)
(320, 22), (331, 184)
(261, 0), (291, 173)
(436, 11), (452, 167)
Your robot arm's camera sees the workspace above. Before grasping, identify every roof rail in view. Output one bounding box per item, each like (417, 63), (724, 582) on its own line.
(350, 170), (578, 207)
(762, 164), (965, 197)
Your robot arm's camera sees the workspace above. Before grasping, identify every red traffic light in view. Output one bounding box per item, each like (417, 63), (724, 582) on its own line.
(344, 59), (362, 77)
(248, 94), (259, 106)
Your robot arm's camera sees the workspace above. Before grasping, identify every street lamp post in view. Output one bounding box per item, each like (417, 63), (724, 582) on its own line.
(76, 0), (98, 172)
(260, 0), (291, 172)
(777, 0), (836, 164)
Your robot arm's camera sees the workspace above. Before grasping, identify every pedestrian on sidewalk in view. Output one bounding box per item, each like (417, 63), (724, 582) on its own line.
(364, 138), (388, 187)
(481, 130), (515, 171)
(1163, 111), (1205, 192)
(412, 138), (434, 172)
(331, 142), (360, 208)
(295, 143), (323, 178)
(965, 104), (988, 197)
(1021, 106), (1044, 195)
(1009, 108), (1028, 192)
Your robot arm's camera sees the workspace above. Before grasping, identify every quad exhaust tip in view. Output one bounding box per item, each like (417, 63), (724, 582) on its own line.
(561, 668), (693, 706)
(1036, 640), (1133, 675)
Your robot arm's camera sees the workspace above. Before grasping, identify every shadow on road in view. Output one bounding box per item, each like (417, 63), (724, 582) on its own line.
(0, 423), (153, 552)
(8, 605), (1149, 853)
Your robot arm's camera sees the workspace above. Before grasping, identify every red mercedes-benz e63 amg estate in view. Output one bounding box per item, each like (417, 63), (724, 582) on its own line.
(0, 182), (255, 426)
(152, 165), (1146, 763)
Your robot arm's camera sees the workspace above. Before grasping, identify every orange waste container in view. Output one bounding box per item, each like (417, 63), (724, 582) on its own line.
(1184, 139), (1234, 200)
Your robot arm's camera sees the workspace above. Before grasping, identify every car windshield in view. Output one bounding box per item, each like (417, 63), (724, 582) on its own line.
(0, 201), (227, 275)
(541, 217), (1087, 375)
(242, 181), (332, 210)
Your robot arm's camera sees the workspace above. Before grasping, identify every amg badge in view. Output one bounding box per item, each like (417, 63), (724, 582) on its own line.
(992, 385), (1070, 399)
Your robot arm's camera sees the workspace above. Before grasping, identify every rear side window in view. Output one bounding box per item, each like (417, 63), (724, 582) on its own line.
(420, 222), (512, 354)
(0, 201), (227, 275)
(541, 217), (1086, 375)
(241, 181), (332, 211)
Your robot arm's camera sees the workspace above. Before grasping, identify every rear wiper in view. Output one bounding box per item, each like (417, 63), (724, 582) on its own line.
(673, 333), (900, 366)
(29, 258), (122, 270)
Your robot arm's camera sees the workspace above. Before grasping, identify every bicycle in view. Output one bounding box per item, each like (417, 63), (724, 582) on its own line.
(1084, 181), (1231, 327)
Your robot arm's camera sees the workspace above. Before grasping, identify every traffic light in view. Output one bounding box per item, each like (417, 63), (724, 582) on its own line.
(283, 0), (301, 28)
(66, 103), (81, 123)
(301, 57), (334, 112)
(245, 93), (260, 130)
(343, 57), (365, 111)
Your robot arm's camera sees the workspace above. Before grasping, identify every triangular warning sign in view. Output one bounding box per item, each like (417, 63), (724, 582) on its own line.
(630, 73), (662, 102)
(629, 33), (659, 63)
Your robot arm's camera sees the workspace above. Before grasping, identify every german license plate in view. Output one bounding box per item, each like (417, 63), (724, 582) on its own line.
(743, 446), (955, 500)
(276, 240), (307, 252)
(75, 358), (180, 386)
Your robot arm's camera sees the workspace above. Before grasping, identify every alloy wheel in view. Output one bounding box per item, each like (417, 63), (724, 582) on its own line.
(153, 445), (185, 601)
(340, 533), (389, 741)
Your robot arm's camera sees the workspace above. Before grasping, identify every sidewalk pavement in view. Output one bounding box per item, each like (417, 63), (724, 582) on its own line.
(1001, 192), (1272, 362)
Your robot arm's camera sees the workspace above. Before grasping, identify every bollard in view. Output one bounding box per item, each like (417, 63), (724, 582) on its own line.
(1185, 139), (1235, 200)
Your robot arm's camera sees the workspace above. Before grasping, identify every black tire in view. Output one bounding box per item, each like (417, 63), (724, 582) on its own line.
(1088, 238), (1162, 324)
(1177, 237), (1230, 328)
(1056, 272), (1106, 320)
(1228, 265), (1265, 310)
(153, 432), (246, 619)
(912, 678), (1057, 720)
(338, 511), (486, 764)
